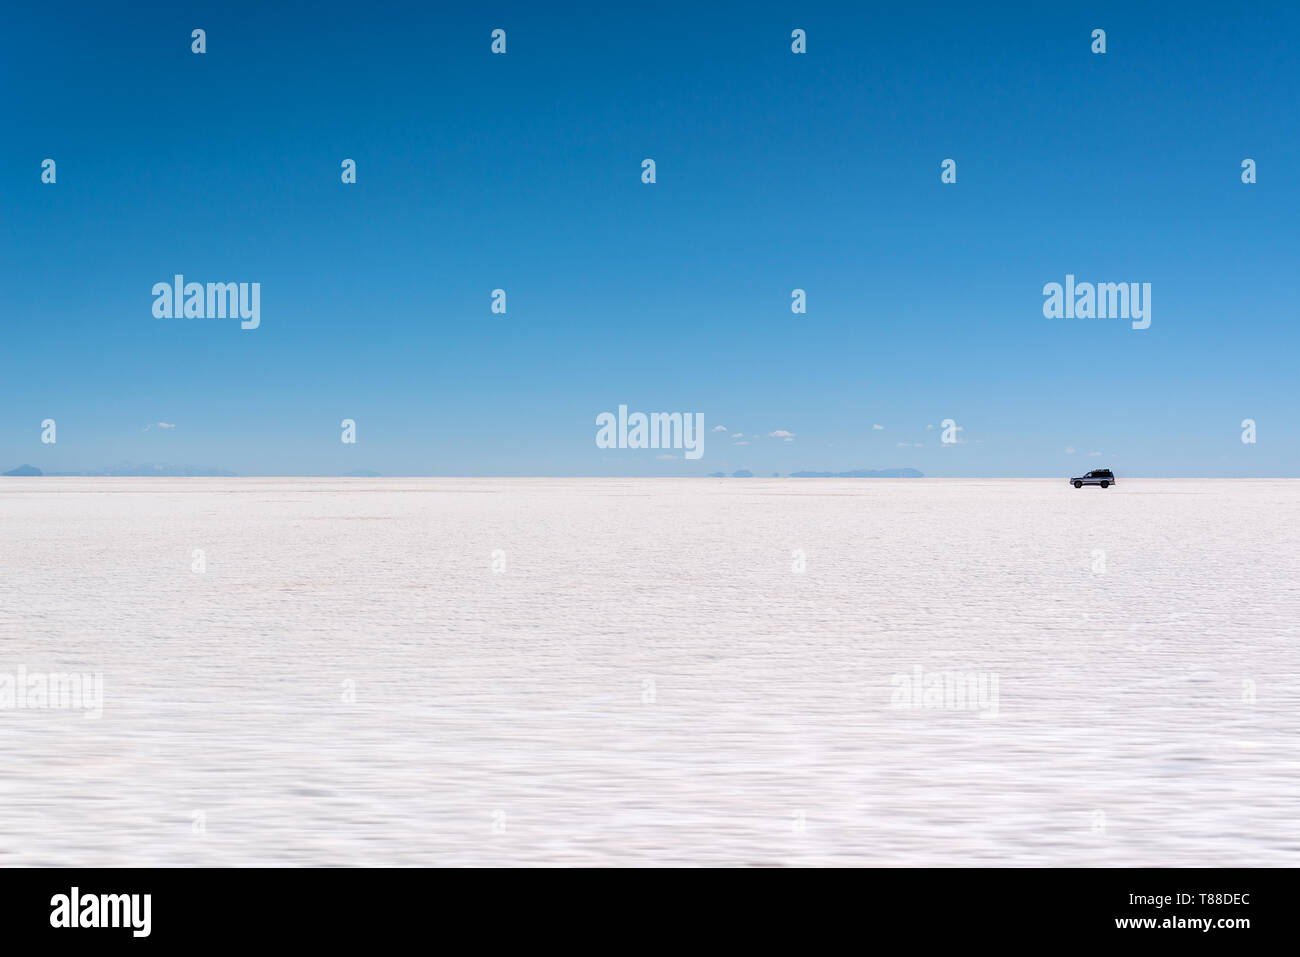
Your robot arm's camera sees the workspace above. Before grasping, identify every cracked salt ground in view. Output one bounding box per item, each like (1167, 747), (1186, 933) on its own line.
(0, 477), (1297, 865)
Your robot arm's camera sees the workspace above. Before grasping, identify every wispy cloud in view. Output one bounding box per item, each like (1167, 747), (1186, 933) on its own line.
(711, 425), (728, 432)
(872, 424), (884, 430)
(767, 430), (795, 442)
(142, 422), (177, 432)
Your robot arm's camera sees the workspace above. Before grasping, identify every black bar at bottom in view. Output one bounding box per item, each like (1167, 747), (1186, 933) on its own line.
(0, 867), (1282, 945)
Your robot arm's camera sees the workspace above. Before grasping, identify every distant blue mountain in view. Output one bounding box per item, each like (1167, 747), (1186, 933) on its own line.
(790, 468), (924, 478)
(3, 464), (42, 476)
(45, 462), (238, 477)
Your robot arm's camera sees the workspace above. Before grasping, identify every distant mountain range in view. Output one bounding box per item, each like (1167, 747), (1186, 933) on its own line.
(707, 468), (924, 478)
(6, 463), (921, 479)
(2, 463), (396, 477)
(3, 463), (237, 477)
(790, 468), (924, 478)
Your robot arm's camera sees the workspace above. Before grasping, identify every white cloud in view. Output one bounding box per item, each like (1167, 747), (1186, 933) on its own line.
(767, 430), (795, 441)
(143, 422), (177, 432)
(872, 424), (884, 430)
(712, 425), (728, 432)
(731, 433), (743, 439)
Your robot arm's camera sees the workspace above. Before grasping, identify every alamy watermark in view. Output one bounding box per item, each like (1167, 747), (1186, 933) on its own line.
(1043, 274), (1150, 330)
(0, 666), (104, 719)
(890, 665), (999, 718)
(50, 887), (150, 937)
(595, 405), (704, 459)
(152, 274), (260, 330)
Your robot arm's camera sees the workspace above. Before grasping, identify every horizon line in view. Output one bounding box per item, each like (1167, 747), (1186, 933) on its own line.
(4, 474), (1297, 481)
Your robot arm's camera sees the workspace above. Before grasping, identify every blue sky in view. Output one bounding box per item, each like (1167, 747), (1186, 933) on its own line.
(2, 1), (1297, 476)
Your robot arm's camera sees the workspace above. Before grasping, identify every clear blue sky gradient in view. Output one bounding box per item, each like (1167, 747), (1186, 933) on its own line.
(3, 1), (1297, 476)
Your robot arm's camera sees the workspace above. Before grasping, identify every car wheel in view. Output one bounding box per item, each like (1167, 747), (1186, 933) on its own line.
(1100, 481), (1109, 488)
(1074, 481), (1082, 488)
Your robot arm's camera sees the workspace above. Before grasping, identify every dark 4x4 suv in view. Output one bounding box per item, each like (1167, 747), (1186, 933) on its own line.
(1070, 469), (1115, 489)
